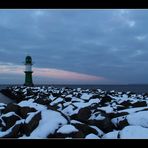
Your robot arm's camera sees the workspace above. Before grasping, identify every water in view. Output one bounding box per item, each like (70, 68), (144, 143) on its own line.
(0, 84), (148, 94)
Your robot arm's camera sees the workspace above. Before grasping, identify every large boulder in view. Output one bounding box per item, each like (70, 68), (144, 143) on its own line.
(34, 97), (51, 105)
(76, 107), (92, 123)
(2, 112), (21, 131)
(116, 105), (127, 111)
(19, 106), (37, 118)
(2, 103), (20, 114)
(131, 101), (147, 108)
(111, 116), (129, 130)
(2, 122), (23, 138)
(120, 100), (132, 108)
(71, 123), (98, 136)
(100, 95), (113, 105)
(88, 111), (115, 133)
(23, 111), (41, 136)
(64, 97), (72, 102)
(107, 112), (129, 119)
(50, 124), (84, 138)
(118, 118), (129, 130)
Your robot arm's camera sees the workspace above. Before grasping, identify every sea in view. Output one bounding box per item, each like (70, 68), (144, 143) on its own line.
(0, 84), (148, 94)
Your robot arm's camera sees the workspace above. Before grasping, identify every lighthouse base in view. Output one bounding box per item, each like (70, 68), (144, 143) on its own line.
(24, 71), (34, 87)
(24, 83), (34, 87)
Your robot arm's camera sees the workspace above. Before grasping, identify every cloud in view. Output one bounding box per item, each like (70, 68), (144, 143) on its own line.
(0, 62), (106, 83)
(0, 9), (148, 84)
(135, 35), (147, 41)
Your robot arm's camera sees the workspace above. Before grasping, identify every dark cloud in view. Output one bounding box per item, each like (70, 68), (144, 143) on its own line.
(0, 9), (148, 84)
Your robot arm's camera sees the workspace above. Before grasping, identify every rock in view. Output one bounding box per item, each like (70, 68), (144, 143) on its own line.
(23, 111), (41, 136)
(131, 101), (147, 108)
(2, 113), (21, 131)
(118, 118), (129, 130)
(72, 123), (98, 136)
(64, 97), (72, 102)
(90, 95), (100, 99)
(77, 107), (91, 123)
(1, 89), (17, 101)
(0, 118), (5, 128)
(100, 95), (113, 104)
(72, 131), (85, 138)
(2, 122), (23, 138)
(70, 114), (78, 120)
(135, 108), (148, 113)
(88, 111), (115, 133)
(120, 100), (132, 108)
(112, 116), (129, 130)
(34, 97), (51, 105)
(2, 103), (20, 114)
(107, 112), (129, 119)
(47, 105), (59, 111)
(51, 127), (84, 138)
(116, 105), (127, 111)
(52, 93), (61, 98)
(19, 106), (37, 118)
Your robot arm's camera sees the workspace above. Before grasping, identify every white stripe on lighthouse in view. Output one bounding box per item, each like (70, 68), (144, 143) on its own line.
(25, 65), (32, 71)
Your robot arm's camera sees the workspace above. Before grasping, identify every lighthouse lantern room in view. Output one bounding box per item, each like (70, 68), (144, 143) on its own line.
(24, 55), (34, 86)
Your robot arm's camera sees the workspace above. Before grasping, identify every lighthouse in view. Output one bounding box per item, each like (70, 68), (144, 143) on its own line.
(24, 55), (34, 86)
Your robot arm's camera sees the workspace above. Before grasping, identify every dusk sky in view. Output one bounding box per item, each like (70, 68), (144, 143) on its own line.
(0, 9), (148, 84)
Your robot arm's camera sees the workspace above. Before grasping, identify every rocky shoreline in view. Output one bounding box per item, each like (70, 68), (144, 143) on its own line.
(0, 86), (148, 139)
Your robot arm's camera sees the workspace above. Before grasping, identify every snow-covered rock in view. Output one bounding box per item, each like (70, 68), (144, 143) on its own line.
(102, 131), (119, 139)
(119, 125), (148, 139)
(85, 133), (100, 139)
(57, 124), (78, 134)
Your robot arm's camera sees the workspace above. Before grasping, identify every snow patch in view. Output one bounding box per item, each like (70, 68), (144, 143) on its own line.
(57, 124), (78, 134)
(85, 133), (100, 139)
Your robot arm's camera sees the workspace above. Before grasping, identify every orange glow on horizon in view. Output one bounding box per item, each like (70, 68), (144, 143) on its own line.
(0, 63), (106, 82)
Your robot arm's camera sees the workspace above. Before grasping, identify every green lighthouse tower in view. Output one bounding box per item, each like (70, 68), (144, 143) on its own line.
(24, 55), (34, 86)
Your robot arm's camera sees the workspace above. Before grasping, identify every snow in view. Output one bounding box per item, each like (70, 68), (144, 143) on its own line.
(72, 98), (85, 103)
(118, 106), (148, 114)
(80, 93), (93, 100)
(50, 98), (63, 106)
(126, 111), (148, 128)
(111, 94), (129, 103)
(63, 102), (71, 107)
(73, 99), (100, 109)
(25, 111), (39, 124)
(49, 94), (55, 101)
(1, 112), (17, 118)
(85, 133), (100, 139)
(29, 109), (68, 138)
(90, 126), (104, 137)
(120, 125), (148, 139)
(111, 116), (127, 127)
(65, 94), (72, 98)
(62, 105), (75, 115)
(71, 120), (83, 124)
(77, 88), (81, 91)
(65, 137), (72, 139)
(89, 113), (105, 120)
(0, 103), (6, 106)
(98, 105), (113, 113)
(0, 106), (5, 110)
(102, 131), (119, 139)
(57, 124), (78, 134)
(18, 100), (47, 111)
